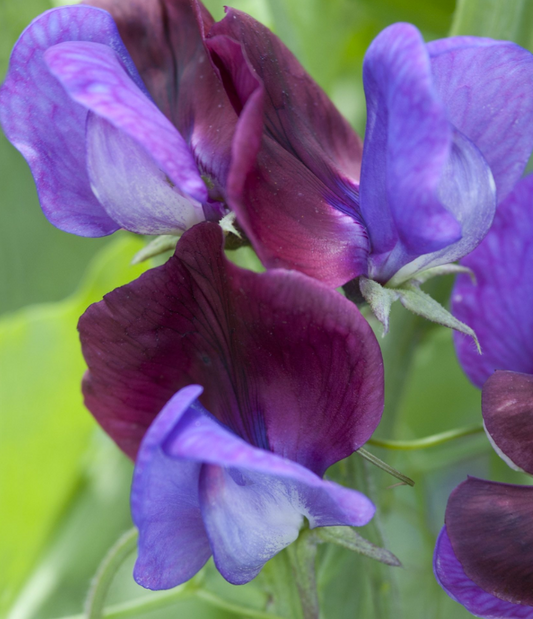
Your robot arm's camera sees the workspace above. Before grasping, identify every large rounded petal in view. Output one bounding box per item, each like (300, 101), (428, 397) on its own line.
(79, 222), (384, 474)
(86, 0), (237, 195)
(0, 6), (142, 236)
(44, 40), (207, 232)
(434, 527), (533, 618)
(158, 388), (374, 585)
(445, 478), (533, 607)
(482, 371), (533, 476)
(204, 11), (369, 287)
(428, 36), (533, 204)
(452, 175), (533, 387)
(132, 385), (211, 591)
(361, 23), (496, 285)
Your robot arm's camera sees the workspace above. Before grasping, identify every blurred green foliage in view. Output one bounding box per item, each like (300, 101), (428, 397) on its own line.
(2, 0), (533, 618)
(0, 236), (148, 615)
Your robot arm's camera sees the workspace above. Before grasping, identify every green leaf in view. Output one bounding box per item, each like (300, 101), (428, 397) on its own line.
(0, 236), (147, 614)
(450, 0), (533, 49)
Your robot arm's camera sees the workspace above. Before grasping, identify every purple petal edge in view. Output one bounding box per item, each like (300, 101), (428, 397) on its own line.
(434, 527), (533, 618)
(0, 6), (135, 236)
(131, 384), (212, 590)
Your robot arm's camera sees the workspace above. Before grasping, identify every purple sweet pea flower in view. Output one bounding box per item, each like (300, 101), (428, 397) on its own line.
(453, 174), (533, 388)
(435, 183), (533, 615)
(78, 221), (384, 587)
(204, 14), (533, 287)
(0, 1), (235, 236)
(434, 372), (533, 615)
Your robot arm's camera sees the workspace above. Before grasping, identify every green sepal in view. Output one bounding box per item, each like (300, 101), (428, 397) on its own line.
(410, 264), (475, 286)
(314, 527), (401, 568)
(131, 234), (181, 264)
(359, 275), (481, 352)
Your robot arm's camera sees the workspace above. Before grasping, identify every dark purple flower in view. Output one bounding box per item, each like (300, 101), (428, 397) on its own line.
(78, 221), (384, 587)
(453, 174), (533, 388)
(205, 15), (533, 287)
(0, 1), (235, 236)
(434, 357), (533, 613)
(435, 478), (533, 618)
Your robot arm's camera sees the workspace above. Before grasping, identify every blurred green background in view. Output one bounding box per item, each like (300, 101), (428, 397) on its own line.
(1, 0), (533, 617)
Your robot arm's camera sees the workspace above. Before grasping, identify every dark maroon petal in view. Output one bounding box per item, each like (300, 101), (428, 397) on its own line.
(84, 0), (236, 191)
(79, 222), (383, 473)
(446, 477), (533, 606)
(207, 7), (363, 191)
(204, 10), (369, 287)
(453, 175), (533, 387)
(483, 371), (533, 476)
(434, 527), (533, 618)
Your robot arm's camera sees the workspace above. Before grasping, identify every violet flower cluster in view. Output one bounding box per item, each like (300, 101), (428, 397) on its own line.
(3, 0), (533, 605)
(434, 176), (533, 617)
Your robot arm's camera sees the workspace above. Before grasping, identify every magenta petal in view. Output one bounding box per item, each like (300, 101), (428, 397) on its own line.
(453, 175), (533, 387)
(434, 527), (533, 618)
(132, 385), (211, 590)
(44, 41), (207, 204)
(446, 478), (533, 607)
(482, 371), (533, 476)
(361, 23), (460, 261)
(86, 0), (236, 193)
(205, 11), (369, 287)
(79, 222), (383, 473)
(207, 7), (363, 194)
(428, 37), (533, 204)
(0, 6), (134, 236)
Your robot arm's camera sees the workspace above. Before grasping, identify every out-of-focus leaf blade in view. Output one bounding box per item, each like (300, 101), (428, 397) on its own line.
(0, 235), (147, 614)
(451, 0), (533, 50)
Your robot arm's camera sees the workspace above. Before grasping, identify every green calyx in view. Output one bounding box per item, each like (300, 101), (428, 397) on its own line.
(358, 264), (480, 352)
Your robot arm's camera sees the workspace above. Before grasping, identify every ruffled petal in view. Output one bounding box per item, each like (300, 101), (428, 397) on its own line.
(86, 0), (236, 194)
(86, 113), (205, 234)
(434, 527), (533, 618)
(0, 6), (140, 236)
(482, 371), (533, 476)
(131, 385), (211, 590)
(428, 36), (533, 204)
(162, 391), (374, 585)
(446, 478), (533, 607)
(361, 24), (458, 265)
(204, 11), (369, 287)
(362, 24), (497, 285)
(44, 40), (207, 214)
(79, 222), (383, 474)
(388, 129), (495, 285)
(452, 175), (533, 387)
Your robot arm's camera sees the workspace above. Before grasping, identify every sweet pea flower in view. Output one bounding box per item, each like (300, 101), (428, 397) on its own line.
(205, 14), (533, 287)
(78, 221), (384, 588)
(434, 175), (533, 616)
(453, 174), (533, 388)
(434, 373), (533, 618)
(0, 1), (236, 236)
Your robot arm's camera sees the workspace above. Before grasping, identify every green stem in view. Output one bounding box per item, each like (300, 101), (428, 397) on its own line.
(84, 528), (138, 619)
(56, 586), (283, 619)
(367, 423), (484, 451)
(287, 531), (320, 619)
(196, 590), (285, 619)
(357, 447), (415, 487)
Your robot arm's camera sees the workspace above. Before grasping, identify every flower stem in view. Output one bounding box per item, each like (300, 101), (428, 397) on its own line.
(84, 528), (138, 619)
(287, 531), (320, 619)
(367, 423), (484, 451)
(56, 584), (283, 619)
(356, 447), (415, 486)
